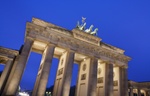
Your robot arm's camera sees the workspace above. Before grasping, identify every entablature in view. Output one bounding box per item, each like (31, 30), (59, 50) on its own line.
(25, 18), (131, 65)
(0, 46), (19, 58)
(0, 47), (18, 64)
(129, 81), (150, 89)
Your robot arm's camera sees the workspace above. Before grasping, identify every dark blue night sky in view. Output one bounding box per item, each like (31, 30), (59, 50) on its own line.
(0, 0), (150, 90)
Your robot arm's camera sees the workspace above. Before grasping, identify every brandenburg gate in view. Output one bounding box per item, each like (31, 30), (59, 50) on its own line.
(0, 18), (131, 96)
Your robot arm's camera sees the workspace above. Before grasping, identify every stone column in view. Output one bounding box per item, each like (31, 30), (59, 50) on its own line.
(0, 59), (13, 92)
(75, 58), (98, 96)
(146, 90), (150, 96)
(121, 66), (128, 96)
(32, 44), (55, 96)
(146, 91), (148, 96)
(96, 61), (113, 96)
(2, 55), (20, 95)
(129, 88), (133, 96)
(143, 90), (146, 96)
(138, 89), (141, 96)
(2, 38), (33, 95)
(87, 58), (98, 96)
(113, 66), (121, 96)
(105, 62), (114, 96)
(53, 50), (75, 96)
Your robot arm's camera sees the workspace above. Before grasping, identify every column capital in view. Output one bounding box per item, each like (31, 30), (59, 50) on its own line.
(113, 64), (128, 69)
(64, 48), (76, 53)
(26, 36), (35, 41)
(98, 59), (113, 65)
(44, 43), (56, 51)
(121, 65), (128, 69)
(68, 49), (76, 53)
(47, 43), (56, 47)
(89, 56), (98, 60)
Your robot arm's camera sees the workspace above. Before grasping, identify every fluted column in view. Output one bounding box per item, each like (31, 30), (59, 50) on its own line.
(146, 90), (150, 96)
(121, 67), (128, 96)
(62, 50), (75, 96)
(87, 58), (98, 96)
(113, 66), (121, 96)
(0, 59), (13, 92)
(2, 38), (33, 95)
(138, 89), (141, 96)
(2, 55), (20, 95)
(32, 44), (55, 96)
(105, 62), (113, 96)
(53, 50), (75, 96)
(143, 90), (146, 96)
(129, 87), (133, 96)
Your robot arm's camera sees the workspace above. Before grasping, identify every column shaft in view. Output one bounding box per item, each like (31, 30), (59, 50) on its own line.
(32, 45), (55, 96)
(2, 55), (20, 95)
(113, 66), (121, 96)
(2, 38), (33, 95)
(87, 58), (98, 96)
(62, 51), (75, 96)
(0, 59), (13, 93)
(105, 63), (113, 96)
(130, 88), (133, 96)
(121, 67), (128, 96)
(146, 91), (150, 96)
(138, 89), (141, 96)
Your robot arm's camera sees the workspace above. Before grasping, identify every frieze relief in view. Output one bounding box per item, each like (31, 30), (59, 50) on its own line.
(72, 29), (101, 46)
(97, 68), (102, 75)
(26, 22), (130, 64)
(81, 74), (86, 80)
(58, 68), (63, 76)
(82, 64), (86, 71)
(113, 80), (118, 86)
(97, 77), (103, 83)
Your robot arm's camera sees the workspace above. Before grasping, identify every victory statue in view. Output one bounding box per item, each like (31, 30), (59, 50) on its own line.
(76, 17), (98, 36)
